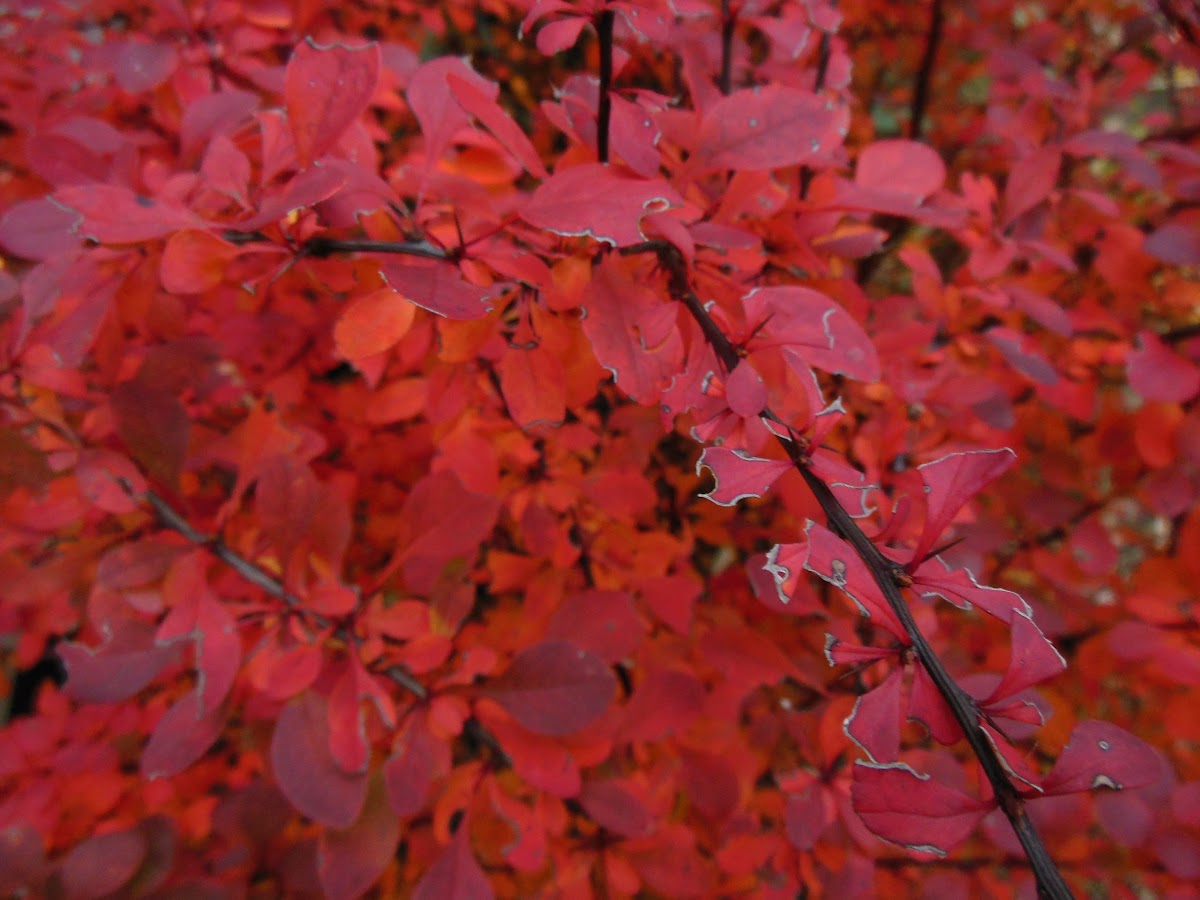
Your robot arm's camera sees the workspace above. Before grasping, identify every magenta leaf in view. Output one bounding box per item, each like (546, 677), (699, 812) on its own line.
(521, 163), (686, 247)
(724, 362), (768, 416)
(545, 589), (644, 663)
(688, 84), (844, 173)
(484, 640), (616, 736)
(270, 691), (368, 828)
(60, 617), (179, 705)
(579, 779), (652, 838)
(908, 661), (962, 745)
(196, 593), (241, 712)
(413, 821), (494, 900)
(384, 718), (443, 818)
(1002, 145), (1062, 226)
(910, 448), (1016, 567)
(746, 286), (880, 382)
(57, 827), (148, 900)
(851, 762), (993, 855)
(696, 446), (791, 507)
(1144, 219), (1200, 265)
(408, 57), (496, 164)
(844, 667), (903, 763)
(1041, 721), (1163, 796)
(53, 184), (202, 245)
(856, 139), (946, 201)
(285, 38), (381, 168)
(447, 72), (547, 178)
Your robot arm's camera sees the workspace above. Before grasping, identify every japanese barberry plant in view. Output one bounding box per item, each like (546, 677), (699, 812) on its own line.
(1, 0), (1198, 897)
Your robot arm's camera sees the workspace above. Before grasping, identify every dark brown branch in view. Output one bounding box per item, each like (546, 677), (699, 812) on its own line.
(631, 242), (1074, 900)
(596, 8), (616, 164)
(719, 0), (735, 95)
(220, 230), (449, 260)
(909, 0), (944, 140)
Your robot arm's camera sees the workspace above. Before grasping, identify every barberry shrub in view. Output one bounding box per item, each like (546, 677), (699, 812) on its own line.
(1, 0), (1197, 897)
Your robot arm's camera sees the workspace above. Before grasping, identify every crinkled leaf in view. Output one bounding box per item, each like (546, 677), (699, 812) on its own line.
(844, 667), (903, 763)
(801, 522), (906, 638)
(1041, 721), (1163, 795)
(447, 72), (548, 178)
(522, 164), (685, 247)
(379, 260), (500, 320)
(285, 38), (381, 168)
(747, 286), (880, 382)
(270, 691), (368, 828)
(851, 762), (992, 855)
(985, 613), (1066, 702)
(696, 446), (791, 507)
(484, 640), (615, 736)
(914, 559), (1030, 624)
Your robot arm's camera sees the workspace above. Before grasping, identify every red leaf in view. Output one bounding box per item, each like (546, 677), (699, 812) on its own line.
(844, 667), (903, 763)
(447, 72), (548, 178)
(724, 362), (768, 416)
(680, 750), (740, 820)
(985, 613), (1066, 702)
(407, 57), (496, 164)
(800, 522), (906, 638)
(379, 260), (500, 320)
(484, 640), (615, 736)
(60, 618), (179, 704)
(913, 560), (1031, 624)
(581, 256), (684, 404)
(688, 84), (844, 173)
(910, 449), (1016, 567)
(412, 822), (494, 900)
(697, 625), (799, 688)
(696, 446), (791, 507)
(521, 164), (686, 247)
(1041, 721), (1163, 795)
(851, 762), (993, 855)
(52, 184), (202, 244)
(1002, 145), (1061, 226)
(785, 784), (832, 850)
(619, 668), (705, 743)
(141, 690), (227, 780)
(384, 717), (445, 817)
(1127, 330), (1200, 404)
(397, 470), (501, 593)
(318, 773), (400, 900)
(580, 779), (651, 837)
(57, 827), (147, 900)
(480, 709), (581, 797)
(270, 692), (368, 828)
(285, 38), (381, 168)
(110, 379), (191, 489)
(0, 197), (80, 260)
(746, 286), (880, 382)
(75, 449), (145, 514)
(0, 427), (52, 498)
(497, 345), (566, 427)
(334, 287), (418, 360)
(159, 230), (240, 294)
(196, 593), (241, 711)
(255, 454), (320, 559)
(545, 589), (644, 664)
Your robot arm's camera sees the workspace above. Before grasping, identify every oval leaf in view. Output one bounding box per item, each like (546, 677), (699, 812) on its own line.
(484, 640), (615, 736)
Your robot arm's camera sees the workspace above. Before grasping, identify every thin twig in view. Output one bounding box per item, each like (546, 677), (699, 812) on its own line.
(909, 0), (944, 140)
(630, 242), (1074, 900)
(719, 0), (735, 95)
(596, 8), (616, 163)
(220, 231), (449, 260)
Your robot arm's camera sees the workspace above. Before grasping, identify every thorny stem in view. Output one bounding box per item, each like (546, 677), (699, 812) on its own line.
(596, 8), (616, 163)
(631, 241), (1074, 900)
(221, 230), (449, 260)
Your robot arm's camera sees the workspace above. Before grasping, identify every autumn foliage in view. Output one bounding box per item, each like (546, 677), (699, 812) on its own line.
(2, 0), (1200, 896)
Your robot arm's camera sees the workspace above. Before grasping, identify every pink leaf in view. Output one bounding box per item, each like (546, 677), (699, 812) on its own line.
(1127, 330), (1200, 404)
(412, 822), (494, 900)
(384, 717), (445, 817)
(724, 362), (768, 416)
(270, 692), (368, 827)
(910, 449), (1016, 566)
(318, 774), (400, 900)
(521, 164), (685, 247)
(801, 522), (906, 638)
(408, 58), (496, 164)
(856, 139), (946, 200)
(696, 446), (791, 507)
(285, 39), (381, 168)
(908, 661), (962, 745)
(844, 668), (903, 763)
(60, 619), (179, 704)
(1144, 220), (1200, 265)
(1041, 721), (1163, 795)
(689, 84), (844, 173)
(851, 762), (993, 855)
(379, 260), (501, 320)
(196, 593), (241, 712)
(913, 560), (1030, 624)
(484, 641), (615, 736)
(785, 784), (831, 850)
(0, 197), (80, 260)
(141, 690), (227, 779)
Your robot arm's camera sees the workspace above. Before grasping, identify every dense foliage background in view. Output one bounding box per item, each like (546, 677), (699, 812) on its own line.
(1, 0), (1198, 896)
